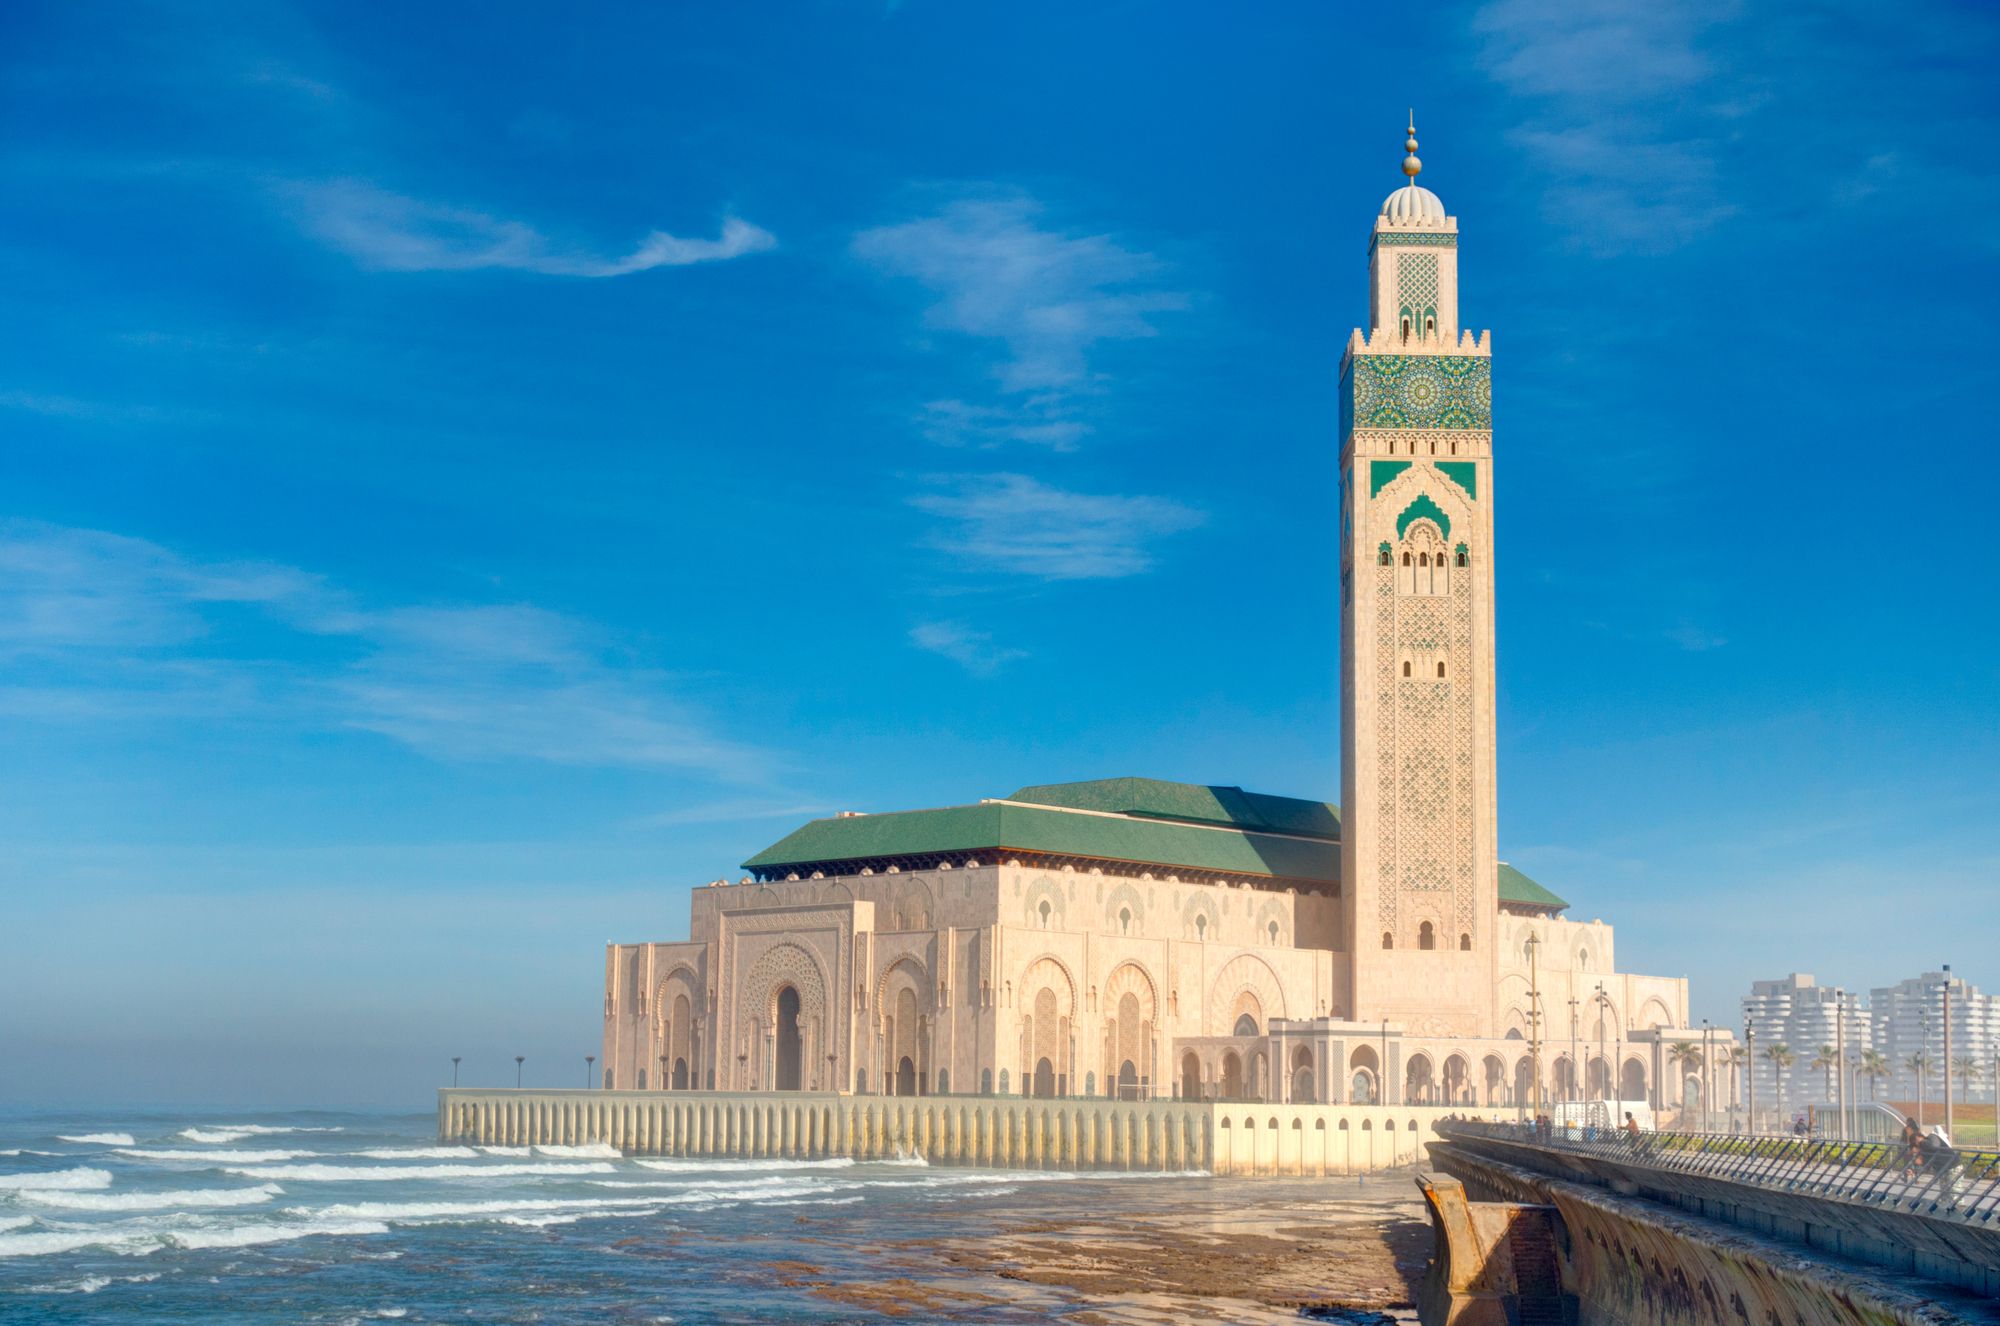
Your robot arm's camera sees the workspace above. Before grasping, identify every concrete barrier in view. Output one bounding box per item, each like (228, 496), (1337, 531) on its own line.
(437, 1090), (1496, 1174)
(1427, 1143), (2000, 1326)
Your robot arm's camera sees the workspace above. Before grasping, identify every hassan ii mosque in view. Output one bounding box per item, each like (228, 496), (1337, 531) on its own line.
(599, 126), (1716, 1118)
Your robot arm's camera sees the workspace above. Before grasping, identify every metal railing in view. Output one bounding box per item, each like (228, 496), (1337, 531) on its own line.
(1435, 1119), (2000, 1226)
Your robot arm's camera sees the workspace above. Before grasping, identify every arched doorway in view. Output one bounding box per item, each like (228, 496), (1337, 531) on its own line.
(1233, 1013), (1260, 1038)
(1116, 1059), (1138, 1100)
(1351, 1068), (1376, 1104)
(775, 986), (802, 1091)
(1032, 1056), (1057, 1098)
(672, 1057), (689, 1090)
(1349, 1045), (1380, 1105)
(1620, 1058), (1647, 1104)
(896, 1055), (918, 1097)
(1181, 1050), (1201, 1099)
(1221, 1051), (1244, 1100)
(1405, 1053), (1435, 1105)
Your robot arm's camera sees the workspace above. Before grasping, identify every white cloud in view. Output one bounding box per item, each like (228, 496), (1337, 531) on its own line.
(1472, 0), (1737, 254)
(855, 193), (1186, 449)
(909, 621), (1028, 677)
(909, 474), (1203, 581)
(0, 521), (761, 778)
(293, 179), (776, 276)
(917, 398), (1087, 452)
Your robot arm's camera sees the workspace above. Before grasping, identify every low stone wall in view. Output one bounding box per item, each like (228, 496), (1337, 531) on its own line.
(1427, 1143), (2000, 1326)
(438, 1090), (1495, 1174)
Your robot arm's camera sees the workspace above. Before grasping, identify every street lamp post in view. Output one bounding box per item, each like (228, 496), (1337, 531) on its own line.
(826, 1053), (837, 1094)
(1593, 983), (1609, 1105)
(1745, 1022), (1755, 1134)
(451, 1056), (461, 1088)
(1942, 965), (1954, 1141)
(515, 1055), (525, 1089)
(1525, 934), (1543, 1120)
(586, 1055), (595, 1089)
(1380, 1019), (1389, 1107)
(1567, 996), (1580, 1109)
(1701, 1020), (1713, 1132)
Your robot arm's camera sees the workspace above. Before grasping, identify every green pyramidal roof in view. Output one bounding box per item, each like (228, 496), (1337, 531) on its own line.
(1498, 862), (1569, 912)
(743, 778), (1339, 885)
(1006, 777), (1341, 839)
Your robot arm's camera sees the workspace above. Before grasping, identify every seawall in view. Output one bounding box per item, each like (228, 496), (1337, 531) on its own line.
(1425, 1144), (2000, 1326)
(438, 1089), (1490, 1174)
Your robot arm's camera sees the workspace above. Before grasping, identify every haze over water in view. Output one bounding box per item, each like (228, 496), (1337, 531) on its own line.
(0, 1107), (1287, 1323)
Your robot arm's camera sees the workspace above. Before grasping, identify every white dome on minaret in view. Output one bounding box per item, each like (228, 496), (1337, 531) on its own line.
(1379, 114), (1447, 227)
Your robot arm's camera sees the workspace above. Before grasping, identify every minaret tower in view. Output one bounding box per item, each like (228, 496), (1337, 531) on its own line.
(1339, 118), (1498, 1039)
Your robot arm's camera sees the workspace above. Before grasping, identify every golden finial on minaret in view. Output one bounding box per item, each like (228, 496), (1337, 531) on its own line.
(1403, 111), (1422, 180)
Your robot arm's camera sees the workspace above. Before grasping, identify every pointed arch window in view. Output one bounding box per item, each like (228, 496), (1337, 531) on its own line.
(1419, 921), (1436, 950)
(1382, 932), (1394, 950)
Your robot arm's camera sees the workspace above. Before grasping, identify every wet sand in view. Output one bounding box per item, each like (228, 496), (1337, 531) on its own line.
(696, 1175), (1432, 1324)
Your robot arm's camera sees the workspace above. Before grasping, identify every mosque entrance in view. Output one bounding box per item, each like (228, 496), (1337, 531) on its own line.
(774, 986), (802, 1091)
(1032, 1057), (1056, 1098)
(896, 1055), (918, 1097)
(1116, 1059), (1138, 1099)
(672, 1057), (688, 1090)
(1221, 1051), (1243, 1100)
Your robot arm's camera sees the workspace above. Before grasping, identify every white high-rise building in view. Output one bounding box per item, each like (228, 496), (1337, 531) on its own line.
(1871, 971), (2000, 1105)
(1739, 974), (1860, 1109)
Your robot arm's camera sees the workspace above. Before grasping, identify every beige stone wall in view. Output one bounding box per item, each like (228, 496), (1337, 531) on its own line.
(439, 1088), (1503, 1175)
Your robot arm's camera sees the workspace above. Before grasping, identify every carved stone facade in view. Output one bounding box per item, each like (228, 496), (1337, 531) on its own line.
(599, 131), (1710, 1116)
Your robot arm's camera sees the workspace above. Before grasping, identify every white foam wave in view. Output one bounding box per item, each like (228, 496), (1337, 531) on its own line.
(116, 1147), (311, 1163)
(633, 1156), (856, 1173)
(350, 1147), (478, 1160)
(225, 1160), (616, 1182)
(0, 1228), (156, 1259)
(163, 1218), (387, 1250)
(177, 1125), (344, 1144)
(532, 1143), (621, 1158)
(56, 1133), (136, 1146)
(311, 1194), (671, 1221)
(22, 1272), (161, 1294)
(0, 1215), (31, 1232)
(0, 1167), (113, 1192)
(476, 1145), (530, 1156)
(22, 1183), (282, 1212)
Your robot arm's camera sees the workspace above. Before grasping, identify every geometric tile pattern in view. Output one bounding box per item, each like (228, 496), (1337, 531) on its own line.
(1345, 355), (1492, 434)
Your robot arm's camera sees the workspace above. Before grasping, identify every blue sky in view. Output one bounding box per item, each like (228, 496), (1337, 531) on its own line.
(3, 1), (1996, 1108)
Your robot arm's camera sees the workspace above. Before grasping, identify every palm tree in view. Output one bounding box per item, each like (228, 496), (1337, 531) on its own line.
(1810, 1044), (1838, 1105)
(1858, 1050), (1889, 1101)
(1725, 1045), (1748, 1117)
(1955, 1056), (1984, 1103)
(1667, 1041), (1702, 1116)
(1762, 1043), (1795, 1108)
(1906, 1052), (1930, 1118)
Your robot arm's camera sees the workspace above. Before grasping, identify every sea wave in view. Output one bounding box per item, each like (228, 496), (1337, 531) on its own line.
(162, 1218), (387, 1251)
(0, 1215), (32, 1232)
(21, 1272), (161, 1294)
(0, 1167), (114, 1192)
(56, 1133), (136, 1146)
(116, 1148), (311, 1163)
(633, 1156), (856, 1173)
(309, 1194), (673, 1221)
(350, 1147), (479, 1160)
(531, 1143), (622, 1159)
(22, 1183), (283, 1212)
(224, 1161), (617, 1183)
(475, 1146), (530, 1156)
(178, 1125), (345, 1144)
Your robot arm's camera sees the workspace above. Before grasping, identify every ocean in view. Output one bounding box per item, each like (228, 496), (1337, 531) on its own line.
(0, 1107), (1411, 1323)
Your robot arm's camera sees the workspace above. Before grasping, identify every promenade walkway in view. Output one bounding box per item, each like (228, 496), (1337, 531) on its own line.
(1435, 1119), (2000, 1226)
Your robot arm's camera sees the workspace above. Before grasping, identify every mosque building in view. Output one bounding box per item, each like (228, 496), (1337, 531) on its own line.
(600, 125), (1709, 1116)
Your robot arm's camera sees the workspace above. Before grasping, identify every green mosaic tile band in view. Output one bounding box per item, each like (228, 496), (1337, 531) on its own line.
(1370, 230), (1458, 252)
(1369, 459), (1412, 497)
(1341, 354), (1491, 435)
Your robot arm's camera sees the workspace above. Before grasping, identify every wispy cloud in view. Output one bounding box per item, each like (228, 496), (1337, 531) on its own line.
(1472, 0), (1737, 254)
(855, 193), (1186, 446)
(909, 474), (1203, 581)
(909, 621), (1029, 676)
(0, 521), (762, 778)
(292, 179), (776, 276)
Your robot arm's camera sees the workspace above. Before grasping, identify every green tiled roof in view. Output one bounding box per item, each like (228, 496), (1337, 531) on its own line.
(743, 798), (1337, 884)
(1498, 862), (1568, 912)
(1006, 777), (1341, 839)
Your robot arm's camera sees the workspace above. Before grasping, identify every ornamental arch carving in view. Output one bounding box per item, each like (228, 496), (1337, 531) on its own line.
(1022, 875), (1067, 931)
(1206, 952), (1287, 1035)
(742, 942), (829, 1030)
